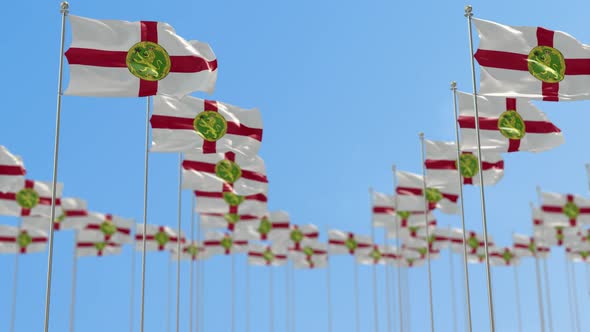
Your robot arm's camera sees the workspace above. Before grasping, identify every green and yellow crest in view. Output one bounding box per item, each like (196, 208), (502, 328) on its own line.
(220, 237), (233, 250)
(580, 251), (590, 259)
(370, 248), (382, 261)
(17, 231), (32, 249)
(126, 41), (171, 81)
(425, 187), (442, 204)
(55, 213), (65, 224)
(16, 188), (40, 209)
(467, 236), (480, 250)
(303, 246), (314, 258)
(193, 111), (228, 142)
(290, 229), (304, 243)
(555, 227), (565, 242)
(563, 201), (580, 219)
(224, 213), (240, 224)
(528, 242), (537, 254)
(458, 153), (479, 178)
(417, 247), (428, 256)
(502, 250), (514, 263)
(223, 192), (245, 207)
(527, 46), (566, 83)
(100, 221), (117, 237)
(214, 160), (242, 183)
(263, 249), (275, 263)
(397, 211), (411, 220)
(497, 111), (526, 140)
(94, 242), (107, 252)
(154, 231), (170, 247)
(258, 217), (272, 235)
(345, 238), (358, 252)
(186, 244), (200, 257)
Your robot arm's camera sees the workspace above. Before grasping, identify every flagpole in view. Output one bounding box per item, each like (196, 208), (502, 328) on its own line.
(370, 193), (379, 332)
(292, 262), (296, 332)
(404, 267), (411, 332)
(542, 258), (554, 332)
(285, 262), (290, 332)
(43, 3), (69, 331)
(231, 254), (236, 332)
(167, 253), (172, 332)
(326, 256), (333, 332)
(384, 232), (392, 332)
(464, 6), (496, 331)
(68, 237), (78, 332)
(354, 259), (361, 332)
(450, 81), (473, 332)
(586, 264), (590, 300)
(448, 226), (458, 332)
(139, 95), (152, 332)
(419, 133), (435, 332)
(130, 237), (136, 332)
(189, 195), (195, 332)
(533, 254), (546, 332)
(513, 265), (523, 332)
(246, 260), (251, 332)
(567, 260), (581, 332)
(270, 266), (275, 332)
(175, 154), (183, 332)
(392, 164), (404, 332)
(9, 251), (20, 332)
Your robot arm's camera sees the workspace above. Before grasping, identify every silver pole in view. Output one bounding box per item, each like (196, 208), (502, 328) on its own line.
(189, 195), (195, 332)
(392, 165), (404, 332)
(450, 81), (473, 332)
(586, 264), (590, 300)
(371, 203), (379, 332)
(326, 257), (333, 332)
(464, 6), (495, 331)
(68, 240), (78, 332)
(534, 257), (546, 332)
(130, 238), (136, 332)
(175, 154), (183, 332)
(167, 253), (172, 332)
(448, 226), (458, 332)
(354, 260), (361, 332)
(292, 264), (296, 332)
(10, 253), (20, 332)
(565, 259), (576, 332)
(43, 3), (69, 331)
(542, 258), (554, 332)
(231, 254), (236, 332)
(418, 133), (435, 332)
(269, 266), (275, 332)
(246, 260), (251, 332)
(285, 263), (290, 332)
(568, 260), (581, 332)
(199, 258), (205, 332)
(139, 96), (151, 332)
(513, 266), (523, 332)
(404, 268), (412, 332)
(384, 232), (392, 332)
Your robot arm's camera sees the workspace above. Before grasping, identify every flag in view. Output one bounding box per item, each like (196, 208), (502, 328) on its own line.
(171, 242), (211, 261)
(396, 170), (460, 214)
(540, 191), (590, 227)
(534, 225), (577, 247)
(457, 92), (563, 153)
(234, 211), (290, 241)
(566, 247), (590, 263)
(135, 224), (184, 251)
(203, 231), (248, 255)
(182, 151), (268, 195)
(328, 230), (372, 255)
(449, 229), (495, 255)
(194, 190), (267, 216)
(568, 229), (590, 250)
(473, 18), (590, 101)
(512, 233), (550, 258)
(0, 224), (47, 254)
(200, 212), (259, 232)
(385, 212), (436, 239)
(371, 191), (396, 227)
(247, 243), (288, 266)
(151, 96), (262, 155)
(76, 231), (122, 257)
(424, 139), (504, 186)
(356, 245), (389, 265)
(290, 239), (327, 260)
(21, 198), (93, 231)
(286, 224), (319, 251)
(398, 255), (426, 268)
(467, 253), (487, 264)
(410, 227), (453, 252)
(403, 240), (441, 260)
(85, 212), (134, 243)
(0, 146), (25, 191)
(64, 15), (217, 97)
(293, 255), (327, 269)
(489, 247), (520, 266)
(0, 179), (63, 217)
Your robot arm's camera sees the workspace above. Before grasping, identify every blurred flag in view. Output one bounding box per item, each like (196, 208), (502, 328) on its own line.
(356, 245), (389, 265)
(171, 242), (211, 261)
(194, 190), (267, 216)
(0, 224), (47, 254)
(203, 231), (248, 256)
(534, 225), (578, 247)
(135, 224), (184, 251)
(84, 212), (134, 243)
(386, 213), (436, 239)
(76, 231), (122, 257)
(235, 211), (290, 242)
(248, 243), (288, 266)
(286, 224), (319, 251)
(0, 146), (25, 191)
(371, 191), (396, 227)
(0, 179), (63, 217)
(566, 247), (590, 263)
(512, 233), (550, 258)
(200, 212), (259, 232)
(449, 229), (495, 255)
(540, 191), (590, 227)
(293, 255), (327, 269)
(396, 170), (460, 214)
(328, 230), (372, 255)
(489, 247), (520, 266)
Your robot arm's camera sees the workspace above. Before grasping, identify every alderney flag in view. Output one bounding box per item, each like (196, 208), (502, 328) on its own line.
(183, 151), (268, 195)
(200, 212), (259, 232)
(23, 198), (92, 231)
(0, 146), (25, 191)
(473, 18), (590, 101)
(424, 140), (504, 186)
(396, 171), (460, 214)
(328, 230), (372, 255)
(356, 245), (388, 265)
(450, 229), (495, 255)
(293, 255), (327, 269)
(0, 224), (47, 254)
(0, 179), (63, 217)
(540, 191), (590, 227)
(371, 191), (396, 227)
(490, 247), (520, 266)
(290, 239), (328, 262)
(151, 96), (262, 155)
(398, 255), (426, 268)
(248, 243), (288, 266)
(194, 190), (267, 216)
(76, 231), (122, 257)
(203, 232), (248, 255)
(534, 226), (577, 247)
(85, 212), (134, 243)
(403, 241), (441, 260)
(512, 234), (550, 258)
(64, 15), (217, 97)
(566, 247), (590, 263)
(135, 224), (185, 251)
(458, 92), (563, 153)
(413, 227), (453, 251)
(234, 211), (290, 242)
(172, 242), (211, 261)
(568, 229), (590, 250)
(386, 213), (436, 239)
(287, 224), (319, 251)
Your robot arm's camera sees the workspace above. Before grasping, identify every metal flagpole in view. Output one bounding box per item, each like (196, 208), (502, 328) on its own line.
(10, 250), (20, 332)
(68, 239), (78, 332)
(567, 260), (581, 332)
(326, 257), (333, 332)
(565, 258), (576, 332)
(292, 263), (296, 332)
(175, 154), (183, 332)
(450, 81), (473, 332)
(43, 3), (69, 331)
(189, 195), (195, 332)
(392, 165), (404, 332)
(542, 258), (554, 332)
(130, 238), (136, 332)
(285, 263), (290, 332)
(448, 226), (458, 332)
(270, 267), (275, 332)
(533, 255), (546, 332)
(370, 192), (379, 332)
(246, 260), (251, 332)
(231, 254), (236, 332)
(199, 257), (205, 332)
(354, 260), (361, 332)
(404, 267), (411, 332)
(464, 6), (496, 331)
(167, 253), (172, 332)
(418, 133), (435, 332)
(384, 232), (392, 332)
(139, 96), (152, 332)
(513, 265), (523, 332)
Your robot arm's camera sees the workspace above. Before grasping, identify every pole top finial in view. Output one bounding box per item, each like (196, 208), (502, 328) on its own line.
(464, 5), (473, 17)
(450, 81), (457, 90)
(60, 1), (69, 14)
(419, 132), (424, 139)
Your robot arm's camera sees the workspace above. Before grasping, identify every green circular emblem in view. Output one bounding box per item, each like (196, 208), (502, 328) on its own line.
(193, 111), (228, 142)
(458, 153), (479, 178)
(16, 188), (40, 209)
(555, 227), (564, 242)
(55, 213), (65, 224)
(94, 242), (107, 251)
(408, 226), (420, 234)
(223, 192), (245, 207)
(224, 213), (240, 224)
(263, 249), (275, 263)
(290, 229), (304, 243)
(527, 46), (566, 83)
(154, 231), (170, 247)
(497, 111), (526, 140)
(100, 221), (117, 237)
(345, 238), (358, 252)
(406, 258), (415, 265)
(581, 251), (590, 259)
(425, 187), (443, 203)
(214, 160), (242, 183)
(17, 231), (32, 248)
(397, 211), (411, 219)
(563, 202), (580, 219)
(126, 41), (171, 81)
(221, 237), (233, 250)
(186, 244), (200, 257)
(528, 242), (537, 254)
(467, 236), (479, 250)
(370, 248), (382, 261)
(418, 247), (428, 256)
(303, 246), (314, 257)
(258, 217), (272, 235)
(502, 251), (514, 263)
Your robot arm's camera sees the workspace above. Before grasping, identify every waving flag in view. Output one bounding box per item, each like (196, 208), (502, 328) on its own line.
(290, 239), (327, 262)
(566, 247), (590, 263)
(458, 92), (563, 153)
(0, 146), (25, 191)
(248, 243), (288, 266)
(194, 190), (267, 216)
(293, 255), (327, 269)
(85, 212), (134, 243)
(235, 211), (290, 241)
(450, 229), (495, 255)
(64, 15), (217, 97)
(411, 227), (453, 252)
(0, 179), (63, 217)
(534, 225), (577, 247)
(386, 213), (436, 239)
(183, 151), (268, 195)
(490, 247), (520, 266)
(371, 191), (396, 227)
(540, 191), (590, 227)
(0, 224), (47, 254)
(203, 231), (248, 255)
(287, 224), (319, 251)
(356, 245), (389, 265)
(512, 234), (550, 258)
(76, 231), (122, 257)
(135, 224), (184, 251)
(473, 18), (590, 101)
(172, 242), (211, 261)
(200, 212), (259, 232)
(328, 230), (372, 255)
(396, 170), (460, 214)
(151, 96), (262, 155)
(568, 229), (590, 250)
(424, 139), (504, 186)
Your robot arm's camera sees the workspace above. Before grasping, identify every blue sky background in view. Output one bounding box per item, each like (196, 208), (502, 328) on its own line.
(1, 0), (590, 331)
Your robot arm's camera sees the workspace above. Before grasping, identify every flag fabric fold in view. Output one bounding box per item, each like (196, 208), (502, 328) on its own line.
(0, 146), (25, 191)
(248, 243), (288, 266)
(234, 211), (290, 241)
(396, 170), (460, 214)
(540, 191), (590, 227)
(328, 230), (372, 255)
(85, 212), (134, 243)
(135, 224), (184, 251)
(194, 189), (267, 216)
(203, 231), (248, 255)
(0, 179), (63, 217)
(76, 231), (122, 257)
(0, 224), (47, 254)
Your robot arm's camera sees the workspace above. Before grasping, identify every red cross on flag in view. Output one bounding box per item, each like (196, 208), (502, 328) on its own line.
(293, 255), (327, 269)
(194, 190), (267, 216)
(569, 229), (590, 250)
(512, 234), (550, 258)
(396, 170), (460, 214)
(22, 198), (92, 231)
(0, 179), (63, 217)
(0, 146), (25, 191)
(200, 212), (259, 232)
(289, 239), (327, 261)
(135, 224), (185, 251)
(458, 92), (563, 153)
(356, 245), (389, 265)
(385, 212), (436, 239)
(473, 18), (590, 101)
(397, 252), (426, 268)
(171, 242), (211, 261)
(402, 241), (441, 260)
(534, 225), (577, 247)
(182, 151), (268, 196)
(0, 224), (47, 254)
(151, 96), (262, 155)
(76, 231), (122, 257)
(412, 227), (453, 251)
(64, 15), (217, 97)
(489, 247), (520, 267)
(84, 212), (134, 244)
(467, 253), (488, 265)
(328, 230), (372, 255)
(203, 231), (249, 256)
(566, 247), (590, 263)
(449, 229), (495, 255)
(371, 191), (396, 227)
(248, 243), (288, 266)
(286, 224), (319, 251)
(540, 191), (590, 227)
(234, 211), (290, 242)
(424, 140), (504, 186)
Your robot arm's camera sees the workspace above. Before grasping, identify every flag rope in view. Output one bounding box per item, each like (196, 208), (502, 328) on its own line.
(43, 3), (69, 331)
(419, 133), (435, 332)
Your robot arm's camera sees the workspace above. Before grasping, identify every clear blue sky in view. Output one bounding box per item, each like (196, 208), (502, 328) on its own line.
(1, 0), (590, 331)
